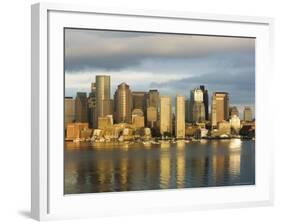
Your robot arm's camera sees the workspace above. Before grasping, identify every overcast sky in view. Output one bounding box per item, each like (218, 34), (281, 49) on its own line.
(65, 28), (255, 114)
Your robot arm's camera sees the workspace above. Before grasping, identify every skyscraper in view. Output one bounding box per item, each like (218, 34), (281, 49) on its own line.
(190, 88), (205, 123)
(200, 85), (209, 120)
(95, 75), (111, 125)
(211, 92), (229, 127)
(146, 106), (157, 128)
(88, 83), (96, 128)
(243, 107), (253, 121)
(132, 91), (147, 112)
(175, 95), (185, 138)
(147, 89), (159, 112)
(160, 96), (172, 135)
(114, 82), (132, 123)
(75, 92), (88, 122)
(185, 99), (191, 123)
(64, 97), (75, 128)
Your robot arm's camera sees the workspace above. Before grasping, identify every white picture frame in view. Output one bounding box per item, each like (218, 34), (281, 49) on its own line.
(31, 2), (274, 221)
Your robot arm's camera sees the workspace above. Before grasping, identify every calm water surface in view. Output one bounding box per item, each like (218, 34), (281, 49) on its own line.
(64, 139), (255, 194)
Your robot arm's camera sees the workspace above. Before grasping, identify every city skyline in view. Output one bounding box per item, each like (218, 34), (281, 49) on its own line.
(64, 29), (256, 194)
(65, 28), (255, 115)
(65, 77), (255, 118)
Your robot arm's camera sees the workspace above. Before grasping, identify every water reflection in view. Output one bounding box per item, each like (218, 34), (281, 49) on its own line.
(64, 139), (255, 194)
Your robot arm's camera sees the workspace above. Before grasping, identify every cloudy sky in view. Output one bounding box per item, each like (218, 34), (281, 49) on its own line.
(65, 28), (255, 114)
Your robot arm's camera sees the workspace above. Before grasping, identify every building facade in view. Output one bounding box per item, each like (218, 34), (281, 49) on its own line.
(146, 106), (157, 128)
(65, 97), (75, 128)
(175, 95), (185, 138)
(243, 106), (253, 121)
(75, 92), (88, 123)
(88, 82), (96, 128)
(200, 85), (209, 120)
(114, 82), (132, 123)
(160, 96), (172, 135)
(95, 75), (111, 125)
(190, 88), (205, 123)
(211, 92), (229, 127)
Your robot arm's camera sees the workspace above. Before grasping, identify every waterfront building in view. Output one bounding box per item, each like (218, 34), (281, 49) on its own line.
(229, 106), (239, 117)
(98, 115), (113, 129)
(217, 120), (231, 135)
(132, 115), (145, 128)
(175, 95), (185, 138)
(66, 122), (89, 140)
(114, 82), (132, 123)
(200, 85), (209, 120)
(190, 88), (205, 123)
(88, 83), (96, 128)
(146, 106), (157, 128)
(65, 97), (75, 128)
(243, 106), (253, 121)
(230, 114), (241, 134)
(96, 75), (111, 125)
(211, 92), (229, 127)
(75, 92), (88, 123)
(160, 96), (172, 135)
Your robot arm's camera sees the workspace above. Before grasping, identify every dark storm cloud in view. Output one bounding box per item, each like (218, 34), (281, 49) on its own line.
(65, 28), (255, 72)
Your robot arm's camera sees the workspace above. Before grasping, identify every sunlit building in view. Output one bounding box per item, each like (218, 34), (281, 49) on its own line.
(147, 106), (157, 128)
(65, 97), (75, 128)
(132, 115), (145, 128)
(175, 95), (185, 138)
(160, 96), (172, 135)
(211, 92), (229, 127)
(75, 92), (88, 123)
(66, 122), (89, 140)
(230, 114), (241, 134)
(243, 106), (253, 121)
(98, 115), (113, 129)
(96, 75), (111, 125)
(114, 82), (132, 123)
(190, 88), (205, 123)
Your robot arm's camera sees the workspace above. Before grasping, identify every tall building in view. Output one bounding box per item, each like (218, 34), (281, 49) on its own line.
(95, 75), (111, 125)
(88, 83), (96, 128)
(146, 106), (157, 128)
(243, 107), (253, 121)
(147, 90), (159, 109)
(190, 88), (205, 123)
(75, 92), (88, 123)
(175, 95), (185, 138)
(200, 85), (209, 120)
(185, 99), (191, 123)
(211, 92), (229, 127)
(160, 96), (172, 135)
(114, 82), (132, 123)
(132, 91), (147, 112)
(229, 106), (239, 117)
(64, 97), (75, 128)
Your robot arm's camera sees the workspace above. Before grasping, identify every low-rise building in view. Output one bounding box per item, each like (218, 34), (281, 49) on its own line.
(66, 123), (89, 141)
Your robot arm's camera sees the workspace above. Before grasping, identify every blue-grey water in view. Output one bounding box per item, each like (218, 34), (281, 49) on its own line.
(64, 139), (255, 194)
